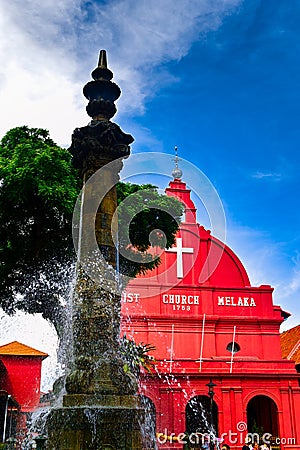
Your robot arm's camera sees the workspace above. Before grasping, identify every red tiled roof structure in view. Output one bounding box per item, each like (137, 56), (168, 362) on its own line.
(0, 341), (48, 359)
(280, 325), (300, 365)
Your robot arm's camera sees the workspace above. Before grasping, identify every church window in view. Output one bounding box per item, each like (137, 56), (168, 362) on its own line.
(226, 342), (240, 353)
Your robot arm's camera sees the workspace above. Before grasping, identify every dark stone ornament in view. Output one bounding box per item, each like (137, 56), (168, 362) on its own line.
(69, 119), (133, 178)
(69, 50), (134, 179)
(83, 50), (121, 121)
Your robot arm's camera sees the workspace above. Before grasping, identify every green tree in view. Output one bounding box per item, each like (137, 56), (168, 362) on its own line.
(0, 126), (81, 335)
(120, 335), (156, 376)
(116, 182), (183, 278)
(0, 126), (183, 336)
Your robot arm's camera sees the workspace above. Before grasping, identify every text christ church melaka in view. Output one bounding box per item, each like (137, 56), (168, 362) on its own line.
(121, 162), (300, 450)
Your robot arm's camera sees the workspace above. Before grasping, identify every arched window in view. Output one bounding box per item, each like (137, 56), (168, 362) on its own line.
(226, 342), (240, 353)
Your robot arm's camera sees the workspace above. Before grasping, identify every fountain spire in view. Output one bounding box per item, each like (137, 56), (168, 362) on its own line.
(83, 49), (121, 120)
(46, 51), (143, 450)
(93, 49), (112, 79)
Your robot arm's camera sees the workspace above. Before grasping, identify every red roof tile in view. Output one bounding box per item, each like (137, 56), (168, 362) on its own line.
(0, 341), (48, 359)
(280, 325), (300, 365)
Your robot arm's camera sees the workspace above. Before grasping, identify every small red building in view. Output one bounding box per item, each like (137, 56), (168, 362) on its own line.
(0, 341), (48, 443)
(121, 172), (300, 450)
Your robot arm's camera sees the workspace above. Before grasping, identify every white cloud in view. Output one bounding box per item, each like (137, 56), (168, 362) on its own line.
(0, 0), (86, 146)
(286, 268), (300, 296)
(252, 171), (282, 181)
(279, 252), (300, 298)
(0, 0), (241, 146)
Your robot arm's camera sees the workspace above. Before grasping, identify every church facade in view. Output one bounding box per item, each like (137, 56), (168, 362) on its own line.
(121, 172), (300, 450)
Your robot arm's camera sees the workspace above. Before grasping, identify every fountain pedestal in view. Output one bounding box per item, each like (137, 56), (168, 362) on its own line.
(46, 51), (145, 450)
(47, 407), (143, 450)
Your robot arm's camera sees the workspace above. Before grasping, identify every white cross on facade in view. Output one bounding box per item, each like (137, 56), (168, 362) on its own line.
(166, 237), (194, 278)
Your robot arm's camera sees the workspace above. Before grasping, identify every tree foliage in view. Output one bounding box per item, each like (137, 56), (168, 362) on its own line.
(0, 126), (81, 334)
(0, 126), (183, 335)
(120, 335), (156, 376)
(116, 182), (183, 277)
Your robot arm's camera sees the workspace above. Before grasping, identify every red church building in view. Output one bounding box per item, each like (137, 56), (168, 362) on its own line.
(121, 166), (300, 450)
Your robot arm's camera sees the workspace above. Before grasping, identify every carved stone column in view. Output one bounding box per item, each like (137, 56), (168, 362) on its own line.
(46, 51), (143, 450)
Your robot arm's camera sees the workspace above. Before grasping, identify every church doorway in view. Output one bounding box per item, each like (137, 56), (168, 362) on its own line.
(186, 395), (218, 436)
(247, 395), (278, 437)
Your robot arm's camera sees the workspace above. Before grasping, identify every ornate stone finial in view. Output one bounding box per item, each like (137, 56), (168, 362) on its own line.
(172, 146), (183, 179)
(91, 50), (113, 81)
(83, 50), (121, 120)
(69, 50), (134, 177)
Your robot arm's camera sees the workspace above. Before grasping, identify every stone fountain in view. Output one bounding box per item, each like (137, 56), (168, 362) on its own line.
(46, 51), (144, 450)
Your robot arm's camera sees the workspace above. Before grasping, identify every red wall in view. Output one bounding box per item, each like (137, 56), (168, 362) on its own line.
(0, 356), (43, 412)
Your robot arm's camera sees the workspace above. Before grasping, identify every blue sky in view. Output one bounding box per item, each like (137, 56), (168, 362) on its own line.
(0, 0), (299, 381)
(127, 0), (300, 331)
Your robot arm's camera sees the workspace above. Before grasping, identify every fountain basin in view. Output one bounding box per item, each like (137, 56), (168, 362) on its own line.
(46, 405), (143, 450)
